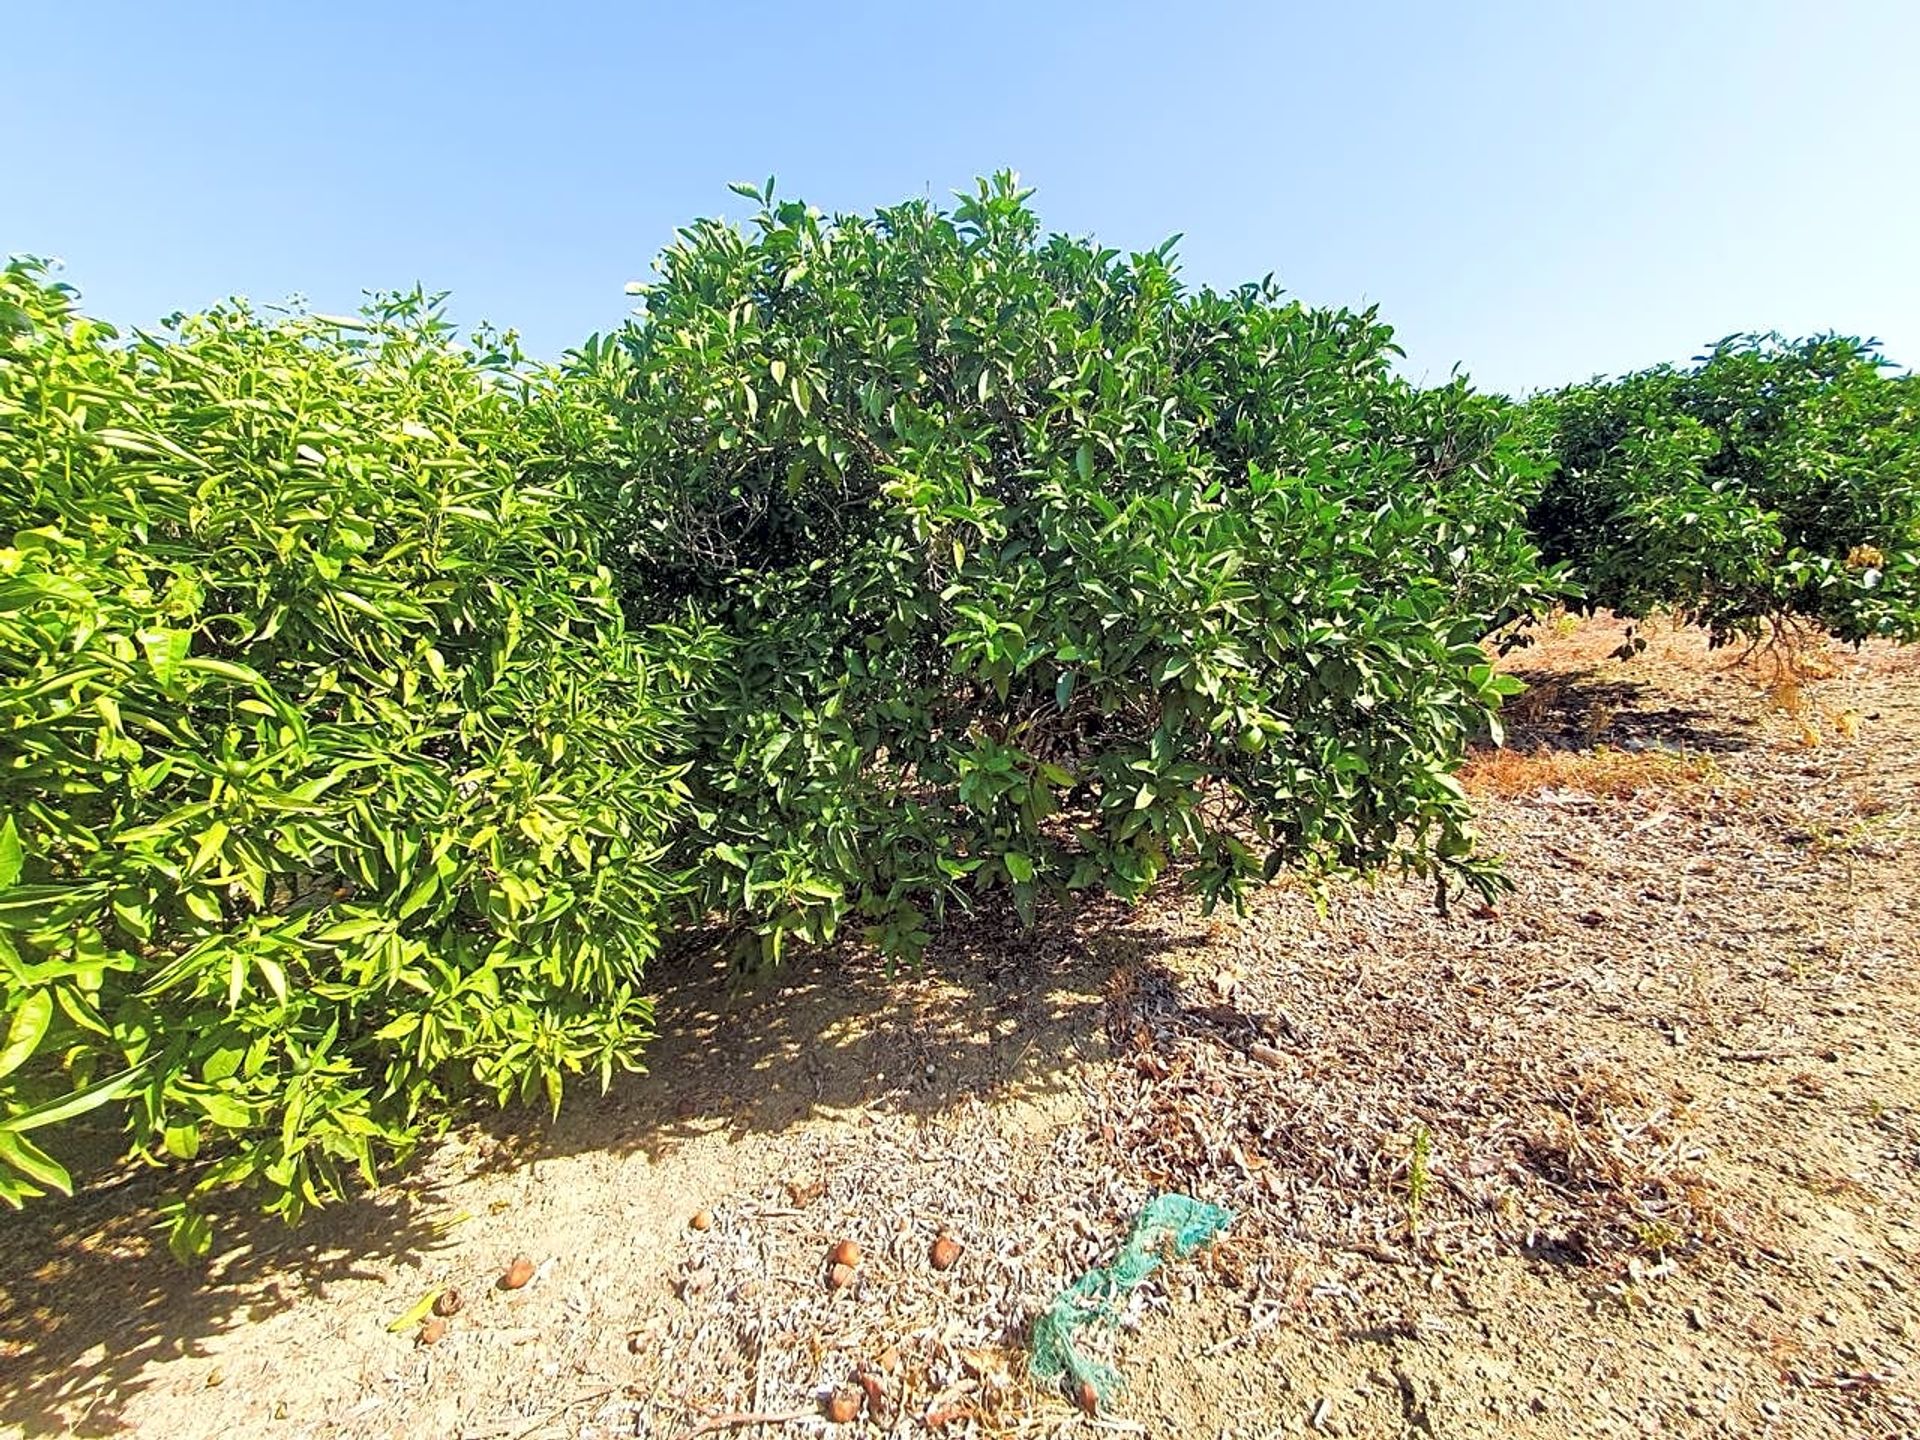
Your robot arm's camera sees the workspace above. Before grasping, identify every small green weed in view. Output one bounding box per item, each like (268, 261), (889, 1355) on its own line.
(1406, 1123), (1433, 1237)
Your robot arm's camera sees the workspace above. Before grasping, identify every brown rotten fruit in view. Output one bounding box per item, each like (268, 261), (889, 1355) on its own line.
(827, 1261), (856, 1290)
(829, 1238), (862, 1268)
(498, 1255), (535, 1290)
(823, 1389), (861, 1423)
(929, 1234), (961, 1271)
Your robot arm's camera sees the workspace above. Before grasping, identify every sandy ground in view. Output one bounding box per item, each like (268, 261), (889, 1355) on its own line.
(3, 615), (1918, 1440)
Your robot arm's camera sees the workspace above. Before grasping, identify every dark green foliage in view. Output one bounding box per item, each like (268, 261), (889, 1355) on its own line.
(0, 261), (713, 1251)
(1526, 334), (1920, 646)
(582, 175), (1559, 968)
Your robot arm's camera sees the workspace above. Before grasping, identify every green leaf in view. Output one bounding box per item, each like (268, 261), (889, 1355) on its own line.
(180, 656), (269, 687)
(0, 818), (21, 890)
(183, 888), (224, 925)
(0, 1061), (152, 1134)
(385, 1288), (448, 1333)
(188, 820), (230, 877)
(315, 916), (390, 943)
(167, 1207), (214, 1262)
(138, 628), (192, 685)
(197, 1092), (252, 1130)
(0, 991), (52, 1081)
(0, 1131), (72, 1195)
(395, 869), (440, 920)
(254, 957), (289, 1005)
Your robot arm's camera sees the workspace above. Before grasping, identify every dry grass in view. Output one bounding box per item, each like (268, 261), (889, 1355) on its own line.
(1460, 743), (1719, 800)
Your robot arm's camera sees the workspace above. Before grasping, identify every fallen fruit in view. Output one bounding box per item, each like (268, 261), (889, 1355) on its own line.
(786, 1177), (825, 1207)
(432, 1287), (463, 1318)
(958, 1347), (1009, 1382)
(418, 1317), (448, 1346)
(829, 1238), (862, 1268)
(856, 1368), (887, 1412)
(823, 1389), (861, 1424)
(827, 1261), (856, 1290)
(929, 1233), (961, 1271)
(678, 1266), (713, 1300)
(689, 1208), (713, 1232)
(498, 1255), (535, 1290)
(1075, 1378), (1099, 1415)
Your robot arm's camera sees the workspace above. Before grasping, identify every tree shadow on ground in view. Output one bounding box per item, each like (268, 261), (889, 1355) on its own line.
(0, 1165), (452, 1437)
(1499, 665), (1757, 753)
(475, 894), (1211, 1171)
(0, 896), (1200, 1436)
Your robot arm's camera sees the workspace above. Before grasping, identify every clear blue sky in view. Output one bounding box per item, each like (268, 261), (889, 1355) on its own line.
(7, 2), (1915, 394)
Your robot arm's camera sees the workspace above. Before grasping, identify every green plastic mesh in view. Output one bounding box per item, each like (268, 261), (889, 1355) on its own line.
(1029, 1193), (1232, 1401)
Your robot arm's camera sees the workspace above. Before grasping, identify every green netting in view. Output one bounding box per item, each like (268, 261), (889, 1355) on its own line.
(1029, 1193), (1232, 1402)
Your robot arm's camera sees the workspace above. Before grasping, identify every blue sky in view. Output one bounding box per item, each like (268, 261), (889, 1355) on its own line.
(7, 2), (1915, 393)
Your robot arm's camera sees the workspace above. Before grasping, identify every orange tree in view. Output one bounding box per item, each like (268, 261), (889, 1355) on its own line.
(580, 175), (1562, 967)
(1525, 334), (1919, 651)
(0, 262), (715, 1251)
(0, 179), (1571, 1245)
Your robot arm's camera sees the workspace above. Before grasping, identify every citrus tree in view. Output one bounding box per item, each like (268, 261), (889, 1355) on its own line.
(581, 175), (1559, 967)
(0, 261), (713, 1251)
(1526, 334), (1919, 648)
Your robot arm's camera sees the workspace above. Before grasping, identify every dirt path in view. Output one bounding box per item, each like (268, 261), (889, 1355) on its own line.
(4, 617), (1917, 1440)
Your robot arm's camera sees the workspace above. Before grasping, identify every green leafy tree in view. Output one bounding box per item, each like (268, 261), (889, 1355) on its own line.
(1526, 334), (1919, 647)
(0, 176), (1580, 1245)
(580, 175), (1560, 967)
(0, 261), (714, 1252)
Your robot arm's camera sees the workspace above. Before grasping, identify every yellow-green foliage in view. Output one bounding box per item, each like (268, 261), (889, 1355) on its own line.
(0, 261), (715, 1254)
